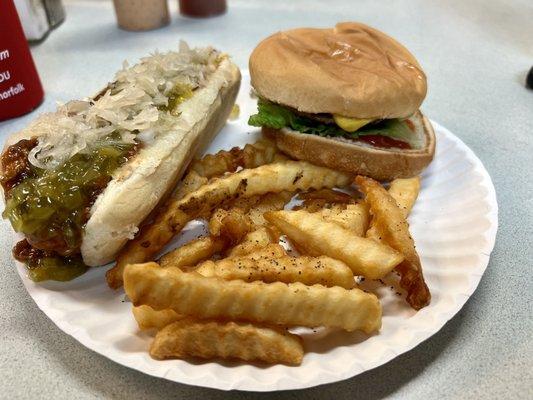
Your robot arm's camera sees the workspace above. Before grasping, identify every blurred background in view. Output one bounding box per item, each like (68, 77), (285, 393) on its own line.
(6, 0), (532, 126)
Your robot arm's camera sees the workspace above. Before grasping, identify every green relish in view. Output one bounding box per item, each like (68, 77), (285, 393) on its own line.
(158, 83), (193, 113)
(4, 134), (136, 282)
(28, 254), (89, 282)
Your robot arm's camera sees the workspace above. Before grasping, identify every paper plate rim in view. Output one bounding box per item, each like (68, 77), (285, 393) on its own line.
(13, 105), (498, 392)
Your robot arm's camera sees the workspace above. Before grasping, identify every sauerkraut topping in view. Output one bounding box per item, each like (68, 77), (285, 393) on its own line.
(28, 41), (220, 170)
(2, 41), (222, 282)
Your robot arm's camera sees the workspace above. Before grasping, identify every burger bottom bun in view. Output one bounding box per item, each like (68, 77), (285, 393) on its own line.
(81, 60), (241, 266)
(263, 111), (435, 181)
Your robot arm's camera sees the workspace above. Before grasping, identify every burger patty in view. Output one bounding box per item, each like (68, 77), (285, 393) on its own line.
(284, 105), (383, 128)
(284, 105), (335, 125)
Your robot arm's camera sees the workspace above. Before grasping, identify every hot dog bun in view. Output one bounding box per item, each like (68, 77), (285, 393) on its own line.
(82, 59), (240, 265)
(2, 50), (241, 268)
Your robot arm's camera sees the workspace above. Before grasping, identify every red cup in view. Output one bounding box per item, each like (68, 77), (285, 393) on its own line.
(0, 0), (44, 122)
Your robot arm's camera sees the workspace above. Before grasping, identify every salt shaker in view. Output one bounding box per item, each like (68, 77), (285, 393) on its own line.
(14, 0), (65, 42)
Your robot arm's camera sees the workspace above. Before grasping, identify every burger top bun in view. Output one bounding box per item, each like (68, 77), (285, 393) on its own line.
(249, 22), (427, 119)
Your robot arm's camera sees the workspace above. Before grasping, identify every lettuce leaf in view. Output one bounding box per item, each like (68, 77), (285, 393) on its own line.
(248, 99), (419, 147)
(248, 100), (345, 137)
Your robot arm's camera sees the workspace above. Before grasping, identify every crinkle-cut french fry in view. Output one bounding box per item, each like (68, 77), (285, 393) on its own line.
(160, 209), (253, 269)
(318, 203), (370, 236)
(247, 191), (294, 227)
(293, 198), (330, 213)
(229, 194), (263, 212)
(150, 318), (304, 365)
(240, 138), (289, 168)
(124, 263), (381, 333)
(208, 207), (251, 238)
(297, 188), (355, 204)
(166, 160), (350, 220)
(228, 243), (287, 261)
(227, 227), (277, 257)
(224, 191), (292, 256)
(172, 171), (209, 200)
(109, 161), (351, 289)
(188, 147), (243, 178)
(159, 236), (226, 269)
(356, 176), (430, 310)
(132, 305), (182, 330)
(265, 209), (403, 279)
(195, 251), (354, 289)
(366, 176), (420, 241)
(107, 140), (281, 289)
(189, 138), (281, 178)
(175, 242), (285, 271)
(388, 177), (421, 217)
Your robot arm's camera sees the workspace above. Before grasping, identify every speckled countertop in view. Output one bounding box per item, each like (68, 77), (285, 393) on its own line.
(1, 0), (532, 398)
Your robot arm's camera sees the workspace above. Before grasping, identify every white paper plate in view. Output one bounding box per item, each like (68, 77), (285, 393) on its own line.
(14, 73), (498, 391)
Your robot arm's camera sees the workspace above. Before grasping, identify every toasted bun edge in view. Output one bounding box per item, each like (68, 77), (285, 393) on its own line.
(263, 111), (435, 181)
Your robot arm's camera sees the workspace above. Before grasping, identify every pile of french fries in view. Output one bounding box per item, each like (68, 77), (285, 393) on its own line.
(107, 138), (430, 366)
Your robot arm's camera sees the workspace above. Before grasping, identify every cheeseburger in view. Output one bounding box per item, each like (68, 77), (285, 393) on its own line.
(248, 22), (435, 180)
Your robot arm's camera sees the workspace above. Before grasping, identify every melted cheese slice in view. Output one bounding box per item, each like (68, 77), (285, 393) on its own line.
(333, 115), (374, 132)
